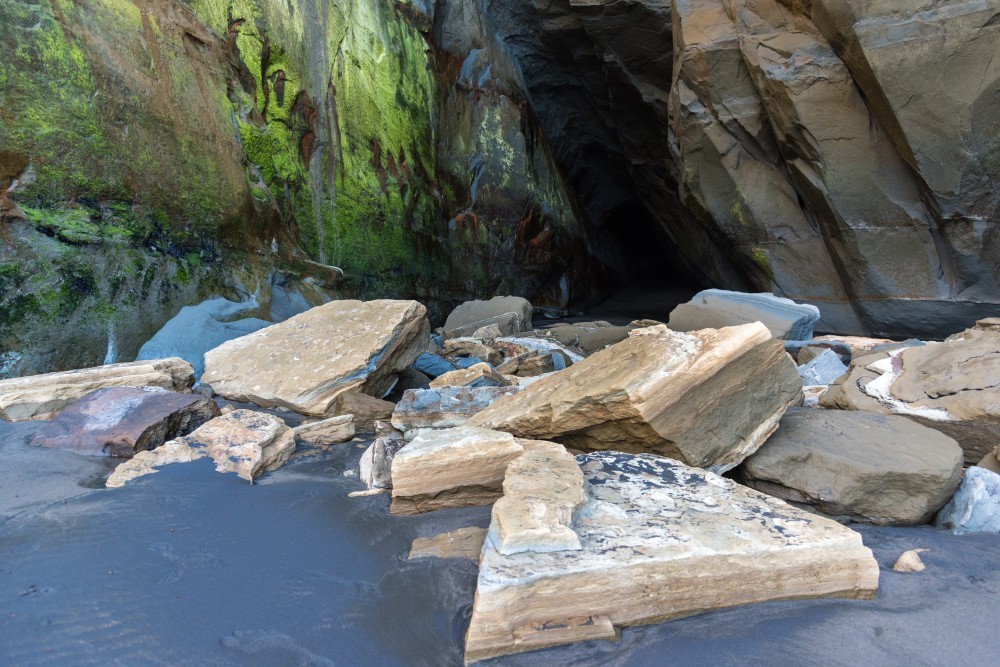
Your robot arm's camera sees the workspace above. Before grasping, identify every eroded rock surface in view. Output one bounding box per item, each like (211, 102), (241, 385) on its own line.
(0, 358), (194, 422)
(391, 386), (520, 435)
(293, 414), (355, 445)
(29, 387), (219, 457)
(466, 451), (879, 663)
(471, 323), (801, 472)
(443, 297), (533, 340)
(203, 300), (428, 416)
(669, 290), (820, 340)
(935, 466), (1000, 535)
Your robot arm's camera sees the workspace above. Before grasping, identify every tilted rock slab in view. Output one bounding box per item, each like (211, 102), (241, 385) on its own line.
(29, 387), (219, 457)
(0, 357), (194, 422)
(443, 296), (533, 340)
(822, 323), (1000, 465)
(292, 414), (355, 445)
(202, 300), (428, 416)
(391, 386), (520, 435)
(470, 323), (801, 473)
(106, 410), (294, 487)
(741, 408), (964, 525)
(465, 451), (879, 663)
(390, 426), (542, 515)
(668, 290), (820, 340)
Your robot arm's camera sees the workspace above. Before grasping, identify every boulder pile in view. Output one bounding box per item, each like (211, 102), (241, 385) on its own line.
(9, 292), (1000, 664)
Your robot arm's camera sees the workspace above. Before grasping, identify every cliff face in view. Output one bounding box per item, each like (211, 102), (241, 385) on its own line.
(0, 0), (604, 377)
(2, 0), (999, 376)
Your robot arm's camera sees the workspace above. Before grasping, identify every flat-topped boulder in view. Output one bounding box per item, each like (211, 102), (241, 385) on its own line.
(429, 363), (511, 389)
(202, 300), (428, 417)
(105, 409), (294, 487)
(668, 289), (820, 340)
(465, 451), (879, 663)
(443, 296), (533, 340)
(0, 357), (194, 422)
(822, 323), (1000, 465)
(390, 426), (542, 515)
(470, 323), (801, 473)
(293, 414), (355, 445)
(741, 408), (964, 525)
(29, 387), (219, 457)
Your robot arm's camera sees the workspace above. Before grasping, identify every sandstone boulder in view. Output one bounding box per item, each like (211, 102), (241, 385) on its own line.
(443, 296), (533, 340)
(536, 320), (640, 356)
(29, 387), (219, 457)
(740, 408), (964, 525)
(465, 451), (879, 663)
(935, 466), (1000, 535)
(0, 357), (194, 422)
(106, 410), (294, 487)
(329, 392), (395, 436)
(429, 363), (510, 389)
(821, 323), (1000, 465)
(470, 323), (801, 473)
(390, 386), (520, 435)
(668, 290), (820, 340)
(359, 436), (407, 490)
(390, 426), (539, 515)
(293, 414), (355, 445)
(202, 300), (428, 416)
(442, 339), (503, 367)
(408, 527), (488, 563)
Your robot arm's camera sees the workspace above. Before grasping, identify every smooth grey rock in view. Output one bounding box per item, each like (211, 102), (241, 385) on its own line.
(741, 408), (964, 525)
(798, 349), (849, 386)
(669, 290), (820, 340)
(443, 297), (533, 340)
(414, 353), (457, 379)
(359, 437), (407, 490)
(391, 386), (521, 436)
(935, 467), (1000, 535)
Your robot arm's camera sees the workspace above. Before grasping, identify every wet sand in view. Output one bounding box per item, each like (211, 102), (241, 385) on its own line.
(2, 419), (998, 666)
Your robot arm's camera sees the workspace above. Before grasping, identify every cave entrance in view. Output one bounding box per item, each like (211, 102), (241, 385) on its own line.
(585, 202), (702, 324)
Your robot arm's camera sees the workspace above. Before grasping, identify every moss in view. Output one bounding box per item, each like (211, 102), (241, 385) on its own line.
(22, 205), (102, 244)
(56, 256), (99, 316)
(750, 247), (776, 283)
(0, 263), (23, 297)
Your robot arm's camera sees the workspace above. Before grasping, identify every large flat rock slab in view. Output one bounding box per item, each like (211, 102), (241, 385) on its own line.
(470, 323), (801, 473)
(0, 358), (194, 422)
(465, 451), (879, 663)
(668, 290), (820, 340)
(443, 296), (533, 340)
(28, 387), (219, 457)
(202, 300), (428, 416)
(741, 408), (964, 525)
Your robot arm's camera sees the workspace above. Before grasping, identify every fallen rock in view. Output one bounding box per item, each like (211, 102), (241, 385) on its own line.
(812, 335), (898, 359)
(490, 441), (585, 555)
(495, 336), (583, 367)
(329, 392), (395, 436)
(893, 549), (927, 573)
(442, 339), (503, 367)
(391, 386), (520, 435)
(106, 410), (294, 486)
(740, 408), (964, 525)
(821, 323), (1000, 465)
(202, 300), (428, 416)
(293, 414), (355, 445)
(414, 353), (458, 379)
(668, 290), (820, 340)
(472, 323), (503, 342)
(429, 363), (511, 389)
(408, 527), (488, 563)
(797, 349), (848, 386)
(465, 451), (879, 663)
(935, 466), (1000, 535)
(443, 296), (533, 340)
(470, 323), (801, 473)
(976, 449), (1000, 475)
(0, 357), (194, 422)
(390, 426), (532, 515)
(359, 436), (407, 490)
(536, 321), (639, 355)
(29, 387), (219, 457)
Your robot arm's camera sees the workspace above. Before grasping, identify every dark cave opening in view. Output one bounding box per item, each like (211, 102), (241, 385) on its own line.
(584, 201), (703, 324)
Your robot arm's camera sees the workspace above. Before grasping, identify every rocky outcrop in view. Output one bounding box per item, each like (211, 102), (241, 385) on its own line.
(0, 358), (194, 422)
(935, 466), (1000, 535)
(465, 451), (879, 663)
(292, 415), (355, 445)
(668, 290), (820, 340)
(106, 409), (295, 486)
(28, 387), (219, 457)
(470, 323), (801, 473)
(203, 300), (428, 416)
(821, 322), (1000, 465)
(741, 408), (964, 525)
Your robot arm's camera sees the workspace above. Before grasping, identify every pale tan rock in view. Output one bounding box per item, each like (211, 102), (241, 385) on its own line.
(442, 339), (503, 366)
(465, 451), (879, 663)
(813, 335), (897, 358)
(105, 440), (206, 488)
(202, 300), (428, 416)
(0, 357), (194, 422)
(491, 441), (585, 555)
(470, 323), (801, 473)
(977, 450), (1000, 475)
(408, 527), (488, 563)
(106, 409), (295, 487)
(293, 414), (355, 445)
(330, 392), (395, 435)
(429, 363), (511, 389)
(359, 437), (407, 490)
(892, 549), (927, 573)
(390, 426), (525, 515)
